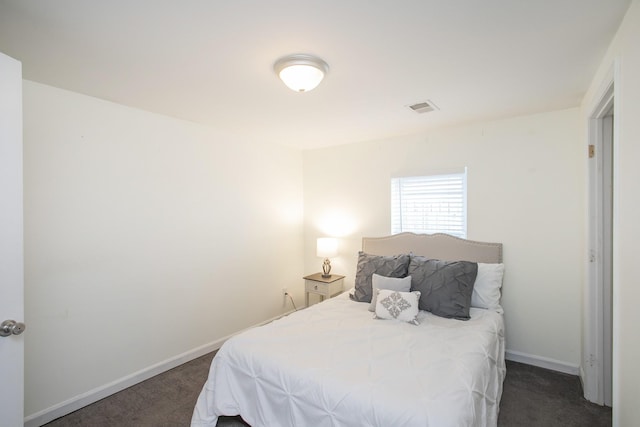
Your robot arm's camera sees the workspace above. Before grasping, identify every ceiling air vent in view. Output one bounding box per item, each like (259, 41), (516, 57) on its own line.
(408, 100), (439, 114)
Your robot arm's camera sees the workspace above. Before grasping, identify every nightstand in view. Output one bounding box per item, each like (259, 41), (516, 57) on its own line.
(303, 273), (345, 307)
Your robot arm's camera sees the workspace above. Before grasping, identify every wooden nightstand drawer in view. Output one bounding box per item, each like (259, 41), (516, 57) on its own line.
(303, 273), (345, 307)
(305, 280), (329, 294)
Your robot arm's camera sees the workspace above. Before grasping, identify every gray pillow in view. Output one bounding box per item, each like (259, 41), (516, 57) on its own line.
(409, 256), (478, 320)
(368, 274), (413, 311)
(350, 252), (410, 303)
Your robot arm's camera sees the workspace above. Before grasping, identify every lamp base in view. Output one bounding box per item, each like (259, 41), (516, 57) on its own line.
(322, 258), (332, 278)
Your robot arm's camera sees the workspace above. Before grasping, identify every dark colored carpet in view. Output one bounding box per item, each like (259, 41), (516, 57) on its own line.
(499, 361), (611, 427)
(43, 354), (610, 427)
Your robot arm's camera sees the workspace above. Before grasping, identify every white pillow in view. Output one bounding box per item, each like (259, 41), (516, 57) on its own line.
(471, 263), (505, 312)
(374, 289), (421, 325)
(368, 274), (412, 311)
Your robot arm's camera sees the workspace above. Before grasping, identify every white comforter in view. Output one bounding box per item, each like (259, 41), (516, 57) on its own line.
(192, 292), (505, 427)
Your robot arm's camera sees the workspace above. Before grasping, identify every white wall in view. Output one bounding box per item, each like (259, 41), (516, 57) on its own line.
(22, 81), (304, 420)
(582, 0), (640, 424)
(303, 108), (584, 368)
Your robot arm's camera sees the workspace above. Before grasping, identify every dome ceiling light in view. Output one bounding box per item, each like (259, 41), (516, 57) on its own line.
(274, 54), (329, 93)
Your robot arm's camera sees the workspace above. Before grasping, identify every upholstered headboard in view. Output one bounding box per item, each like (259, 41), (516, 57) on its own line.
(362, 232), (502, 263)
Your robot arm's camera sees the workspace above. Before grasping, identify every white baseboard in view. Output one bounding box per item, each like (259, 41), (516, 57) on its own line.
(24, 309), (295, 427)
(506, 349), (580, 375)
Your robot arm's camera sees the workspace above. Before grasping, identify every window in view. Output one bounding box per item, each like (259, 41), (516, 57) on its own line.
(391, 170), (467, 238)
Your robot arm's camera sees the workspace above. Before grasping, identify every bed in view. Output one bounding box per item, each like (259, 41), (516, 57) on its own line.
(192, 233), (506, 427)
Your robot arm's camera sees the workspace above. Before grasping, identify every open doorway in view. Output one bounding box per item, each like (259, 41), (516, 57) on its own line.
(585, 82), (614, 407)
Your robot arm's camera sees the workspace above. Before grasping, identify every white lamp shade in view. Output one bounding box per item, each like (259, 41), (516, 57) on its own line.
(274, 54), (329, 92)
(317, 237), (338, 258)
(278, 65), (324, 92)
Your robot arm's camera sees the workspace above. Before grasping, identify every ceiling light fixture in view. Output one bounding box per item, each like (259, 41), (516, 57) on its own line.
(274, 54), (329, 93)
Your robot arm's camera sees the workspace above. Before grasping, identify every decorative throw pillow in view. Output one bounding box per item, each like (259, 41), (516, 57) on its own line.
(350, 252), (410, 303)
(368, 274), (412, 311)
(409, 256), (478, 320)
(471, 263), (505, 312)
(374, 289), (421, 325)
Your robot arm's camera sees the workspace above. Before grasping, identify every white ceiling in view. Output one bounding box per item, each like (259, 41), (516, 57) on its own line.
(0, 0), (631, 150)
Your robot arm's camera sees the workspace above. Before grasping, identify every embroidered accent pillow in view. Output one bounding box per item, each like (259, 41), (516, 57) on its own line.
(374, 289), (421, 325)
(368, 274), (413, 312)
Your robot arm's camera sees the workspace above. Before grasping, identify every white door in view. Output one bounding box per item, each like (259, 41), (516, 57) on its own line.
(0, 51), (25, 427)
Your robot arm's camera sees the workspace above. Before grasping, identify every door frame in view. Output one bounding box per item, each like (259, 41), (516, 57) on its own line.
(584, 64), (617, 406)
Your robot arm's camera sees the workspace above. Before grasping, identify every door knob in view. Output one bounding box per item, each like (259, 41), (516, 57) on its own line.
(0, 320), (26, 337)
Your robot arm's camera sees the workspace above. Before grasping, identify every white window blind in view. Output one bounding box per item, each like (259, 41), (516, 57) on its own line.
(391, 171), (467, 238)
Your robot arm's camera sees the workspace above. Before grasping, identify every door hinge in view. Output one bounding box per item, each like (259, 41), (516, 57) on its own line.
(589, 144), (595, 158)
